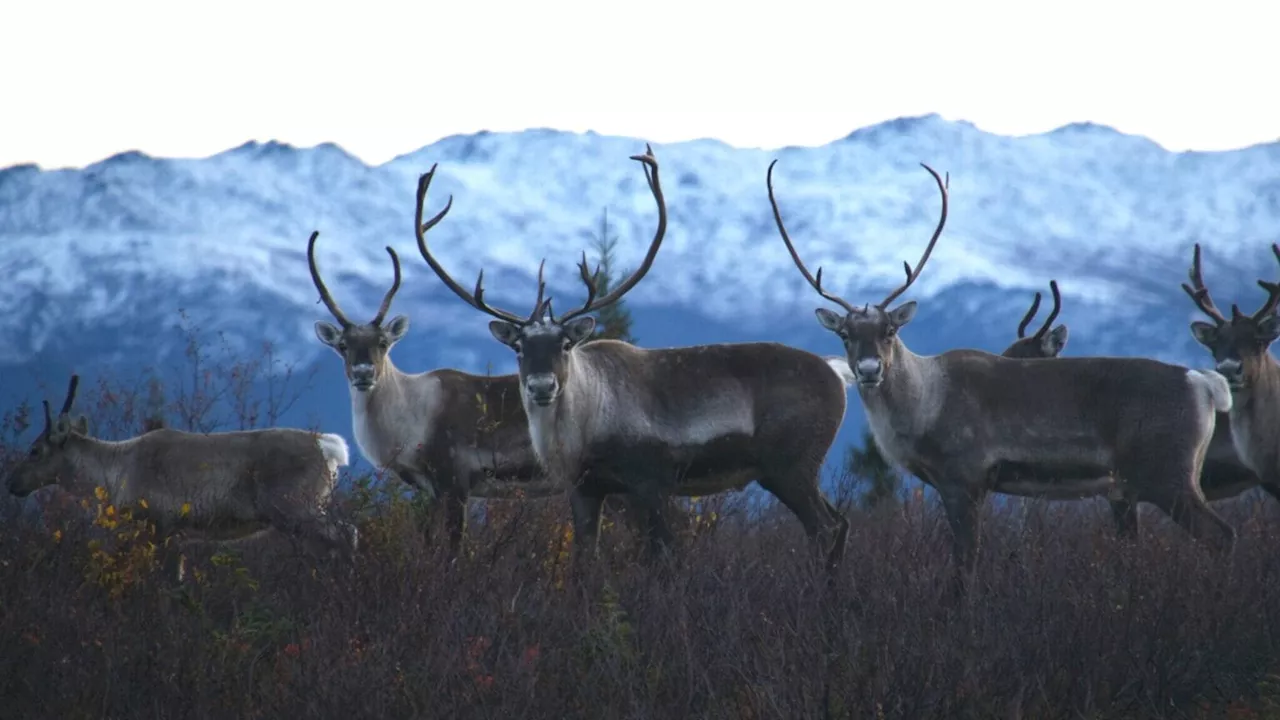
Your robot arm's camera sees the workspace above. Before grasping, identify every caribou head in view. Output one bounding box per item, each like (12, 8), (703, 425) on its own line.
(7, 375), (89, 498)
(414, 146), (666, 409)
(1183, 243), (1280, 390)
(309, 232), (410, 393)
(767, 160), (948, 388)
(1003, 280), (1069, 359)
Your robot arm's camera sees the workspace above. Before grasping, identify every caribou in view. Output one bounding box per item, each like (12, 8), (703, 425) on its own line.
(1183, 242), (1280, 503)
(767, 159), (1236, 583)
(5, 375), (357, 557)
(996, 280), (1267, 537)
(414, 145), (851, 568)
(307, 222), (558, 552)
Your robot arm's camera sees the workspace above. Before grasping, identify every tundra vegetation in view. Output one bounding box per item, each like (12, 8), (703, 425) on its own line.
(4, 165), (1280, 719)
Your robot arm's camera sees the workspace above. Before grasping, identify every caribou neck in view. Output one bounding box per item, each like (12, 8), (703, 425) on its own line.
(853, 343), (943, 468)
(855, 343), (936, 419)
(348, 360), (437, 470)
(61, 435), (135, 500)
(524, 350), (600, 484)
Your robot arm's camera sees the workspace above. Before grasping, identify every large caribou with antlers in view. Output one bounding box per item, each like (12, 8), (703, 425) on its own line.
(6, 375), (357, 555)
(307, 225), (558, 551)
(996, 281), (1267, 536)
(767, 160), (1236, 582)
(414, 145), (851, 568)
(1182, 243), (1280, 502)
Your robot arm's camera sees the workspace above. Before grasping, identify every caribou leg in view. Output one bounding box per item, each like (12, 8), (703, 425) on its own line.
(1108, 494), (1141, 540)
(568, 485), (606, 558)
(757, 470), (848, 572)
(937, 482), (987, 596)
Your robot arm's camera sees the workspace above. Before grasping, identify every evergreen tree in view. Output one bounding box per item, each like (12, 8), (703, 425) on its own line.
(844, 428), (902, 511)
(587, 207), (637, 344)
(141, 376), (167, 433)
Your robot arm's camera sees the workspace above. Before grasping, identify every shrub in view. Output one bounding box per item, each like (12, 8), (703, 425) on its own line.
(3, 327), (1280, 719)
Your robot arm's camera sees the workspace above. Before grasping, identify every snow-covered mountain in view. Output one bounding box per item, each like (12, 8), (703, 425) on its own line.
(2, 114), (1278, 480)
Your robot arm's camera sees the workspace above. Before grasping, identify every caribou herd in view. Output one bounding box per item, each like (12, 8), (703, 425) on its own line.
(6, 144), (1279, 585)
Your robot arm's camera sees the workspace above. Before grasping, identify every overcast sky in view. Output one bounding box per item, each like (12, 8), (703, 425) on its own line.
(1, 0), (1274, 170)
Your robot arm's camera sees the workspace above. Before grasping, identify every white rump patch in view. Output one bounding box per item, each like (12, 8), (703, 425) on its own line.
(1187, 369), (1232, 413)
(317, 433), (351, 468)
(824, 356), (855, 388)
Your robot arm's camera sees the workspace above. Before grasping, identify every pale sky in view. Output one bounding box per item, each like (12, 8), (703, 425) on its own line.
(1, 0), (1275, 171)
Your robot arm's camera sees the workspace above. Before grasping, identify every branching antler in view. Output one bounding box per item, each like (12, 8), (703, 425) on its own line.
(766, 159), (857, 313)
(1181, 244), (1229, 326)
(878, 164), (949, 310)
(412, 163), (532, 325)
(1251, 243), (1280, 320)
(1017, 280), (1062, 340)
(556, 145), (667, 324)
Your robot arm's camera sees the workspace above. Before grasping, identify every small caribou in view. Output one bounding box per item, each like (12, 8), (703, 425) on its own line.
(1183, 243), (1280, 503)
(308, 223), (556, 551)
(996, 281), (1266, 537)
(767, 159), (1236, 582)
(415, 145), (851, 568)
(6, 375), (357, 555)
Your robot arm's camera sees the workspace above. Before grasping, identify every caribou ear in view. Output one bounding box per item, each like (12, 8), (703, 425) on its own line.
(1189, 321), (1219, 346)
(1257, 315), (1280, 344)
(315, 321), (343, 348)
(1042, 325), (1069, 357)
(50, 415), (72, 441)
(384, 315), (410, 344)
(563, 316), (597, 347)
(73, 415), (89, 435)
(814, 308), (844, 333)
(488, 321), (523, 349)
(887, 301), (917, 328)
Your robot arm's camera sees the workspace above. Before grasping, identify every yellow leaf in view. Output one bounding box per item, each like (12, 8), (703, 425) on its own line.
(94, 486), (108, 502)
(180, 502), (192, 517)
(138, 498), (148, 509)
(52, 530), (62, 543)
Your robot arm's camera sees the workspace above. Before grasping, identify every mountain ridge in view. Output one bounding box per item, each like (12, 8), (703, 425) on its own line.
(2, 115), (1278, 482)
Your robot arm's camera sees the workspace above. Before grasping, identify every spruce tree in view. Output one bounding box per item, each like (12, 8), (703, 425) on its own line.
(844, 428), (902, 510)
(587, 207), (637, 344)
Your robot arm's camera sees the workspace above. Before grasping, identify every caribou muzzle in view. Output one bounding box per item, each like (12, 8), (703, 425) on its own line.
(524, 373), (559, 407)
(1216, 359), (1244, 389)
(350, 363), (377, 392)
(853, 357), (885, 388)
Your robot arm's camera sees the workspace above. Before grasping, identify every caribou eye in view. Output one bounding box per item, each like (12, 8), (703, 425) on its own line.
(378, 338), (389, 349)
(513, 342), (523, 355)
(337, 341), (348, 352)
(561, 339), (573, 351)
(884, 326), (897, 339)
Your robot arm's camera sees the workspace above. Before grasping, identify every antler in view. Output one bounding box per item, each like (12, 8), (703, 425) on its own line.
(1017, 280), (1062, 340)
(1016, 292), (1042, 338)
(556, 145), (667, 324)
(307, 231), (353, 328)
(307, 232), (403, 327)
(412, 163), (533, 325)
(766, 159), (857, 313)
(43, 374), (80, 433)
(878, 164), (949, 310)
(370, 246), (403, 326)
(1250, 243), (1280, 321)
(1180, 243), (1228, 326)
